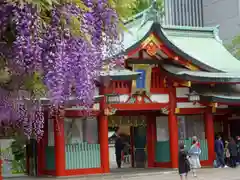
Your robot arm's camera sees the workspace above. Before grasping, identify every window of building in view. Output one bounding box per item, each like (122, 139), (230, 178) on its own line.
(136, 69), (146, 89)
(64, 117), (98, 144)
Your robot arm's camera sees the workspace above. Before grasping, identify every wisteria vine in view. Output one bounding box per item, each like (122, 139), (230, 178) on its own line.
(0, 0), (123, 139)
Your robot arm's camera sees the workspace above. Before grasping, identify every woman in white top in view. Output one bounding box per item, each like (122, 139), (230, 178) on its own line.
(188, 137), (201, 177)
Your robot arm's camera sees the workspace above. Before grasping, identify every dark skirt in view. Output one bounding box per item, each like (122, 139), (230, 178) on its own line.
(179, 151), (190, 174)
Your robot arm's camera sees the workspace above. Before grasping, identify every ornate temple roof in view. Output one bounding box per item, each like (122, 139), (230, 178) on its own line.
(116, 1), (240, 104)
(161, 64), (240, 83)
(191, 84), (240, 104)
(100, 69), (140, 81)
(121, 13), (240, 72)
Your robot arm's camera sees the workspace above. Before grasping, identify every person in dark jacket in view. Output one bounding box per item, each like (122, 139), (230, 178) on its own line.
(228, 138), (238, 168)
(236, 136), (240, 163)
(215, 135), (226, 168)
(178, 143), (190, 180)
(114, 127), (124, 168)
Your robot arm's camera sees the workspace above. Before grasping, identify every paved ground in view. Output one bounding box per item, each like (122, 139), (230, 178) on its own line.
(4, 168), (240, 180)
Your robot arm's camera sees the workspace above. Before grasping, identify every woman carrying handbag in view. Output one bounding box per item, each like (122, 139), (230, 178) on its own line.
(188, 137), (201, 178)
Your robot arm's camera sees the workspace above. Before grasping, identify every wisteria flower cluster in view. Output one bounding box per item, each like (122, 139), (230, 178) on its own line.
(0, 0), (122, 139)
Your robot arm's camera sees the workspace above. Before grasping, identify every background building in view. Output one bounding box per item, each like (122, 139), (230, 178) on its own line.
(164, 0), (240, 43)
(164, 0), (204, 27)
(203, 0), (240, 42)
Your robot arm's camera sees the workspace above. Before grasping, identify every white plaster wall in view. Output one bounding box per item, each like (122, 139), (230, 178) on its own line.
(94, 87), (99, 96)
(177, 102), (205, 108)
(119, 94), (129, 103)
(150, 94), (169, 103)
(48, 117), (98, 146)
(65, 103), (99, 110)
(185, 115), (205, 139)
(176, 87), (189, 98)
(156, 116), (169, 141)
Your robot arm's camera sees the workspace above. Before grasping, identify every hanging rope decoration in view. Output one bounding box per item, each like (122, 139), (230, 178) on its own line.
(160, 106), (169, 115)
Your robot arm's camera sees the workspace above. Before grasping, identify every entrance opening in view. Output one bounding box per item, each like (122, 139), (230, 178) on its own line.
(229, 120), (240, 138)
(108, 124), (147, 170)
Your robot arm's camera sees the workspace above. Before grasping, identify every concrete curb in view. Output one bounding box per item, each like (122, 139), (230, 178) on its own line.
(55, 170), (178, 179)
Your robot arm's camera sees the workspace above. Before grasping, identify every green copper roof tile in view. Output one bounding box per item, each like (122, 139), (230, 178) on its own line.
(100, 69), (140, 80)
(122, 20), (154, 50)
(162, 27), (240, 72)
(119, 5), (240, 73)
(162, 64), (240, 80)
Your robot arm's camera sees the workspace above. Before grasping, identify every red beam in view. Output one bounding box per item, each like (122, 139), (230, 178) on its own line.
(65, 110), (100, 117)
(176, 97), (189, 102)
(65, 168), (103, 176)
(111, 103), (168, 111)
(154, 162), (171, 168)
(177, 108), (206, 115)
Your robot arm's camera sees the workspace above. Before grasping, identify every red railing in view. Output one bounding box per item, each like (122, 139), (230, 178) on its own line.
(104, 81), (131, 94)
(150, 67), (168, 93)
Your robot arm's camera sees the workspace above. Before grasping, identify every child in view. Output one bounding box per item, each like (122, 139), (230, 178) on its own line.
(179, 143), (190, 180)
(225, 140), (230, 166)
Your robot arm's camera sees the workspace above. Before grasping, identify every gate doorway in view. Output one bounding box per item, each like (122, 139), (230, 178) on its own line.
(108, 116), (147, 170)
(229, 120), (240, 138)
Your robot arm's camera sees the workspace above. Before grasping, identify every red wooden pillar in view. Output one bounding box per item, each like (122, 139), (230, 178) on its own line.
(147, 114), (156, 167)
(37, 138), (43, 175)
(98, 88), (109, 173)
(54, 115), (65, 176)
(205, 109), (215, 164)
(168, 86), (178, 168)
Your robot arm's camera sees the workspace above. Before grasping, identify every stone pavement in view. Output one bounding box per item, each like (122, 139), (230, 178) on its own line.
(4, 168), (240, 180)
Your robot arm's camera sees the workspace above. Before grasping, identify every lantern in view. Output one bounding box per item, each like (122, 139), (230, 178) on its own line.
(188, 91), (200, 102)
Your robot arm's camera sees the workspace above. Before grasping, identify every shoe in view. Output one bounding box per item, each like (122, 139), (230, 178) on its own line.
(224, 165), (228, 168)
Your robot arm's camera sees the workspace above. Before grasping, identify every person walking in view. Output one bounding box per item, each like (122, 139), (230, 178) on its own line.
(236, 136), (240, 164)
(114, 127), (124, 168)
(224, 140), (230, 166)
(178, 143), (190, 180)
(227, 138), (238, 168)
(192, 136), (200, 148)
(215, 135), (226, 168)
(188, 137), (201, 178)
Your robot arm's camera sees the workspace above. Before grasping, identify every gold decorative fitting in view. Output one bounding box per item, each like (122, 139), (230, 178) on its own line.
(104, 107), (116, 116)
(141, 33), (161, 48)
(179, 81), (191, 87)
(186, 63), (199, 71)
(210, 102), (218, 108)
(137, 95), (142, 102)
(212, 106), (216, 113)
(146, 42), (157, 56)
(175, 108), (180, 114)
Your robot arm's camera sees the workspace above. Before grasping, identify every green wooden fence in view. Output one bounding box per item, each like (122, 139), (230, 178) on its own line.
(155, 139), (208, 162)
(65, 143), (101, 169)
(183, 139), (208, 160)
(155, 141), (170, 162)
(45, 146), (55, 170)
